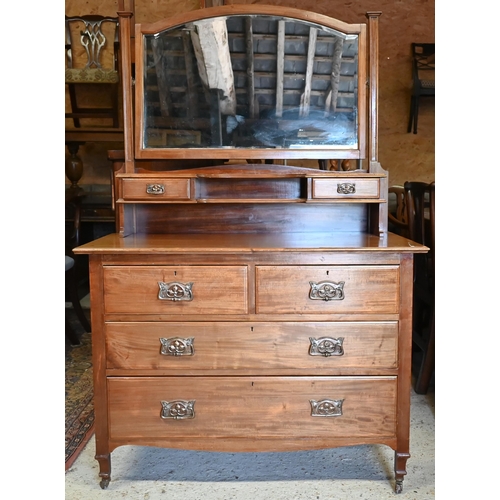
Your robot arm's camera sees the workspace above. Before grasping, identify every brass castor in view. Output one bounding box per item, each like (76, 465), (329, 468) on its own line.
(100, 479), (110, 489)
(395, 479), (403, 494)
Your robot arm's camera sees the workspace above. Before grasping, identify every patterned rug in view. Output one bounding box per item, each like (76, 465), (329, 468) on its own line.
(65, 310), (94, 470)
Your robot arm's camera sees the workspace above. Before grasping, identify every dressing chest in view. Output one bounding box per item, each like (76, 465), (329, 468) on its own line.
(74, 2), (427, 493)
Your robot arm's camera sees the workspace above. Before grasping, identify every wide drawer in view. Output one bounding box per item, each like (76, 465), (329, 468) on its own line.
(256, 265), (399, 314)
(311, 178), (380, 199)
(121, 178), (191, 201)
(108, 376), (397, 440)
(106, 321), (398, 371)
(103, 266), (248, 314)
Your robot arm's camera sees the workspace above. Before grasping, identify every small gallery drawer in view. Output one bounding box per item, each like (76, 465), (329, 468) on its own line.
(256, 265), (399, 315)
(312, 178), (379, 199)
(105, 321), (398, 371)
(108, 376), (397, 441)
(121, 178), (191, 201)
(103, 266), (248, 315)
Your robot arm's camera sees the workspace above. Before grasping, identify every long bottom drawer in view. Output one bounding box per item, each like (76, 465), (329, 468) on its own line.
(108, 376), (397, 440)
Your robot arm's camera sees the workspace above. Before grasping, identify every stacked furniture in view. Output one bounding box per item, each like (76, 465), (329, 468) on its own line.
(65, 14), (124, 231)
(405, 181), (435, 394)
(75, 2), (427, 493)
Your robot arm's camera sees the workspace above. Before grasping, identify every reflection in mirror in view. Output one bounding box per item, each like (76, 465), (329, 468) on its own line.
(143, 15), (359, 150)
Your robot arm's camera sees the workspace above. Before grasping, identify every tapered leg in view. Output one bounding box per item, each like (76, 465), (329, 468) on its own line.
(407, 95), (415, 133)
(413, 94), (420, 134)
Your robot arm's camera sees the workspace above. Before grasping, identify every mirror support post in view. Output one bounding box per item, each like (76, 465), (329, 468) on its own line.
(366, 11), (382, 164)
(117, 3), (135, 172)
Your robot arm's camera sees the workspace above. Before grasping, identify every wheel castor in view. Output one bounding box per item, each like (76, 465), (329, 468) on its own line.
(100, 478), (110, 489)
(395, 479), (403, 494)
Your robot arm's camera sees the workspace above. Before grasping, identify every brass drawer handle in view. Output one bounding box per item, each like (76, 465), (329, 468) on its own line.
(309, 281), (345, 301)
(146, 183), (165, 195)
(158, 281), (194, 301)
(337, 182), (355, 194)
(310, 398), (344, 417)
(309, 337), (344, 357)
(160, 400), (195, 420)
(160, 337), (195, 356)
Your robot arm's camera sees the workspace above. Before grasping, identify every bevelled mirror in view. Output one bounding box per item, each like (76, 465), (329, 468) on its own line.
(135, 7), (367, 160)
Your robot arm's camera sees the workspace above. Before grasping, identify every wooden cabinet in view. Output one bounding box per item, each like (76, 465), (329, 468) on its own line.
(74, 1), (427, 494)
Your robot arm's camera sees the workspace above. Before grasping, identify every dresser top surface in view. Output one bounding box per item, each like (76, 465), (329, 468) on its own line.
(74, 232), (427, 255)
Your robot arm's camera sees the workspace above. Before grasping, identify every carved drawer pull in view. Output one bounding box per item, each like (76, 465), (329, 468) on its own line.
(158, 281), (194, 301)
(160, 400), (195, 420)
(146, 183), (165, 194)
(309, 281), (345, 301)
(337, 182), (356, 194)
(310, 398), (344, 417)
(309, 337), (344, 357)
(160, 337), (195, 356)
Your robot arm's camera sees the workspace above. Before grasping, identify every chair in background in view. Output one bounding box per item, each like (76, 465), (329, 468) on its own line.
(388, 185), (409, 238)
(404, 181), (435, 394)
(407, 43), (435, 134)
(66, 190), (91, 346)
(65, 15), (120, 128)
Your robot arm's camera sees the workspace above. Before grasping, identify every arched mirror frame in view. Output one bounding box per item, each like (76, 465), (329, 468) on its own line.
(119, 5), (376, 165)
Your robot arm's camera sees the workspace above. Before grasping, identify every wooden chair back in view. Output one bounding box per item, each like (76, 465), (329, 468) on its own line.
(404, 180), (435, 286)
(388, 185), (409, 237)
(404, 181), (431, 243)
(407, 42), (435, 134)
(65, 15), (120, 128)
(411, 43), (435, 95)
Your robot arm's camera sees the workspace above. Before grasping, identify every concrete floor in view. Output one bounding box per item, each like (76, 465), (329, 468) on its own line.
(65, 387), (435, 499)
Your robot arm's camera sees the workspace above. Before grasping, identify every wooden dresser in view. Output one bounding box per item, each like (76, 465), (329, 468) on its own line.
(74, 3), (427, 493)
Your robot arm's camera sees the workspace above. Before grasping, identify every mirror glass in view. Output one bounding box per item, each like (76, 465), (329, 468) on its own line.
(142, 15), (359, 150)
